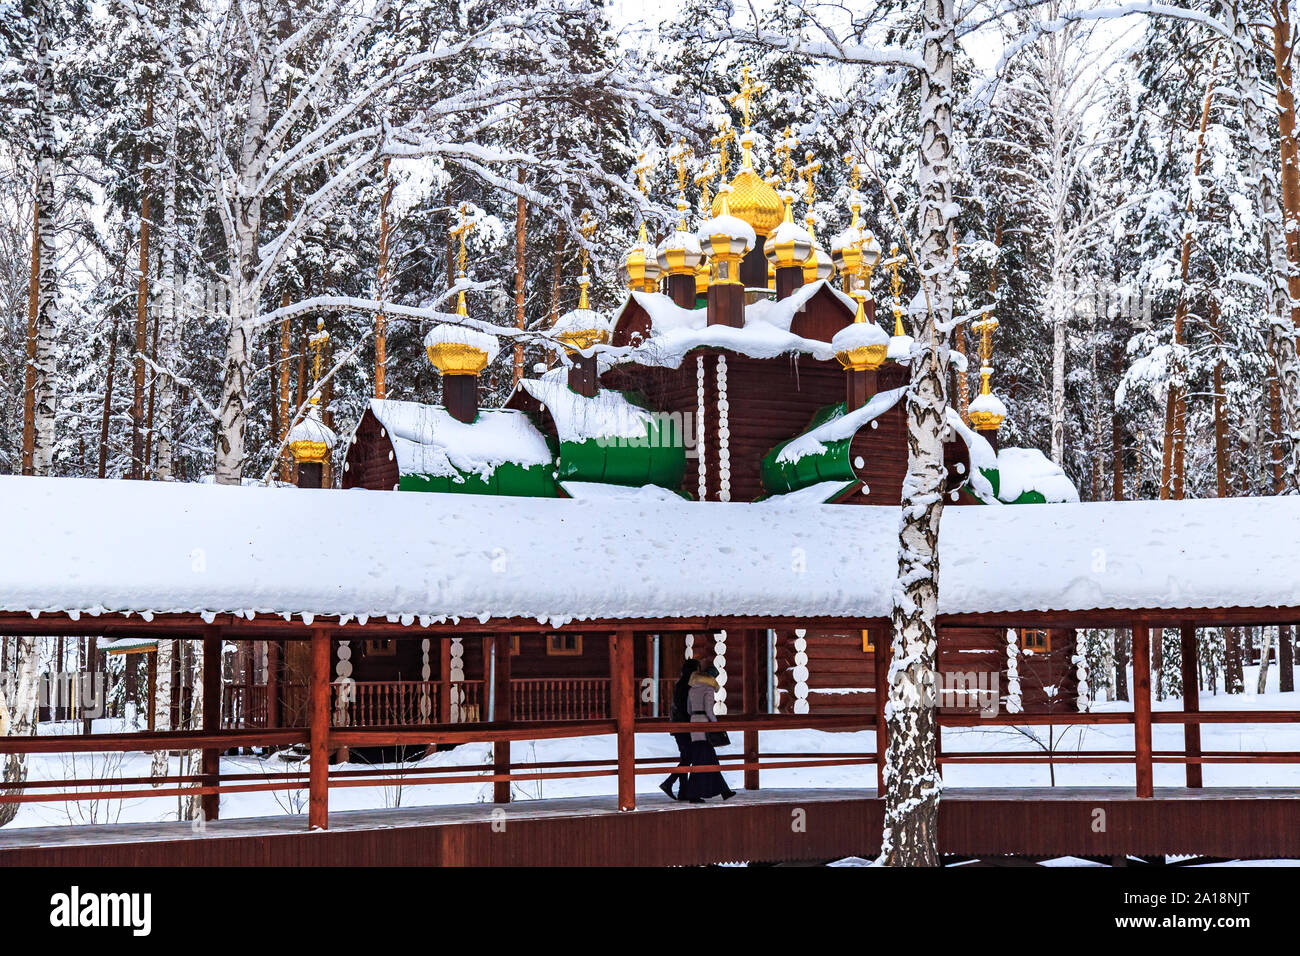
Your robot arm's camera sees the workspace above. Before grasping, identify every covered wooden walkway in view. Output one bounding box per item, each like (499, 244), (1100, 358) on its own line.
(2, 787), (1297, 866)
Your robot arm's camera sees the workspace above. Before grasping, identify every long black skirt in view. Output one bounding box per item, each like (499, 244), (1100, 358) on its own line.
(681, 739), (733, 800)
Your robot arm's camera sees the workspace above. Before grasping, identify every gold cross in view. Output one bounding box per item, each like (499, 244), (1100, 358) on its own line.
(775, 126), (798, 189)
(730, 64), (766, 132)
(694, 161), (716, 213)
(634, 151), (654, 197)
(308, 318), (329, 403)
(709, 120), (736, 183)
(844, 153), (863, 193)
(799, 151), (822, 208)
(578, 211), (597, 273)
(449, 203), (474, 278)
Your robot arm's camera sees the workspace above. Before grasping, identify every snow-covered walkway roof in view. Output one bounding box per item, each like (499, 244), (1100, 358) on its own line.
(3, 476), (1298, 626)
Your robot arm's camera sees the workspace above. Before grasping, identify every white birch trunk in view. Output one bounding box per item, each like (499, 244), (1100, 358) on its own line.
(154, 92), (181, 482)
(32, 0), (57, 476)
(0, 638), (39, 826)
(180, 643), (203, 820)
(150, 642), (174, 781)
(880, 0), (955, 868)
(1049, 273), (1069, 465)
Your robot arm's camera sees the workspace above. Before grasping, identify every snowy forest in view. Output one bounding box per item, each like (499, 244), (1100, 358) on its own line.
(2, 0), (1300, 860)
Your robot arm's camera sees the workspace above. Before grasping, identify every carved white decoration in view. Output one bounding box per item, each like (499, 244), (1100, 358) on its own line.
(696, 355), (708, 501)
(716, 355), (731, 502)
(713, 629), (728, 714)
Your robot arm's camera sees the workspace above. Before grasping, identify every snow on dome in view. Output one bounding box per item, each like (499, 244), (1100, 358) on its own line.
(766, 218), (813, 247)
(519, 378), (655, 444)
(287, 405), (337, 449)
(968, 390), (1008, 420)
(830, 223), (866, 255)
(697, 212), (757, 250)
(995, 447), (1080, 504)
(657, 228), (703, 258)
(830, 320), (889, 352)
(367, 399), (550, 480)
(887, 332), (915, 362)
(552, 307), (612, 337)
(422, 323), (501, 365)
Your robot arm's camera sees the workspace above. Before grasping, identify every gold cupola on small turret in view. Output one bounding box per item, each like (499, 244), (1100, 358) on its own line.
(709, 68), (784, 239)
(657, 139), (706, 308)
(765, 128), (815, 300)
(798, 152), (834, 285)
(831, 156), (882, 297)
(968, 309), (1007, 436)
(618, 152), (663, 294)
(884, 244), (915, 364)
(287, 318), (338, 487)
(553, 212), (612, 353)
(425, 206), (500, 422)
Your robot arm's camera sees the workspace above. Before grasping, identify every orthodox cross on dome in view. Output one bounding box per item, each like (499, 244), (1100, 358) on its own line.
(709, 119), (736, 183)
(669, 137), (693, 228)
(577, 211), (598, 309)
(307, 317), (329, 405)
(449, 203), (475, 317)
(844, 152), (863, 194)
(799, 150), (821, 231)
(730, 64), (766, 134)
(887, 244), (907, 336)
(775, 127), (798, 189)
(694, 159), (717, 215)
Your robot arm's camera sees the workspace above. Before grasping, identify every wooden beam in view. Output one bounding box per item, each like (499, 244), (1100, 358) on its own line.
(308, 627), (330, 830)
(267, 639), (281, 730)
(493, 633), (512, 804)
(742, 629), (759, 791)
(1133, 623), (1153, 798)
(201, 630), (221, 821)
(613, 630), (636, 811)
(1180, 624), (1202, 788)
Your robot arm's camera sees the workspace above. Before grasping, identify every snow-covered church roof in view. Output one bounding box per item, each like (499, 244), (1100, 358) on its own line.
(3, 476), (1298, 626)
(603, 280), (857, 370)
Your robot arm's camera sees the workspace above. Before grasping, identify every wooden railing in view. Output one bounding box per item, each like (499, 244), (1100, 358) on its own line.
(223, 677), (676, 726)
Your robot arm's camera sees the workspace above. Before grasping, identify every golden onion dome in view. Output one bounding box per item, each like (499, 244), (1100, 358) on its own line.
(765, 217), (815, 270)
(711, 165), (783, 237)
(656, 229), (705, 276)
(287, 405), (336, 465)
(618, 222), (662, 292)
(424, 323), (500, 376)
(968, 369), (1008, 431)
(831, 298), (889, 372)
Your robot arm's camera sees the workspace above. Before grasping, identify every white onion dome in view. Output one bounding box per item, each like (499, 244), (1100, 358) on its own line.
(552, 306), (613, 353)
(287, 405), (336, 464)
(697, 208), (757, 258)
(765, 217), (815, 270)
(803, 242), (835, 284)
(656, 228), (705, 276)
(618, 224), (662, 291)
(423, 323), (500, 375)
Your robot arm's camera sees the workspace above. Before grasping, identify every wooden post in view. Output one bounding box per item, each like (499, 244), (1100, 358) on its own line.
(742, 629), (760, 790)
(266, 639), (281, 730)
(146, 650), (157, 732)
(1180, 624), (1202, 788)
(1132, 623), (1153, 798)
(439, 638), (452, 725)
(493, 633), (512, 803)
(308, 627), (330, 829)
(873, 628), (890, 793)
(613, 630), (636, 811)
(201, 630), (221, 821)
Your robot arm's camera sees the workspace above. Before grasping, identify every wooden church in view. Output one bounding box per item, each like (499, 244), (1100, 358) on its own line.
(257, 79), (1083, 741)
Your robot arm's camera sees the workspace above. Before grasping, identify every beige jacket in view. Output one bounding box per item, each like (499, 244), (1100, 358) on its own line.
(687, 673), (719, 742)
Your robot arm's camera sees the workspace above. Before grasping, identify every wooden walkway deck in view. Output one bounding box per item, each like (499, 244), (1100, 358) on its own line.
(2, 787), (1298, 865)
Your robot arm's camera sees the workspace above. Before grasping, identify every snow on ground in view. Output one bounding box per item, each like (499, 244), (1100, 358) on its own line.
(7, 667), (1298, 831)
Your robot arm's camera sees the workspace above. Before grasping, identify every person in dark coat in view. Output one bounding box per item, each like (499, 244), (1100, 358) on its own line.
(680, 664), (736, 802)
(660, 659), (701, 799)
